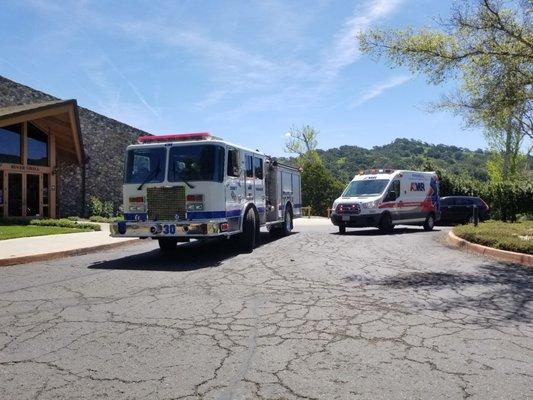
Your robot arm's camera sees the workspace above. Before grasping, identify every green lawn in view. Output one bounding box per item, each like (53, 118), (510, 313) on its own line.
(453, 220), (533, 255)
(0, 225), (90, 240)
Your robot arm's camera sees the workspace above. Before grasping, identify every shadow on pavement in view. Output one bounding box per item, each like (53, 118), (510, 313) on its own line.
(332, 227), (443, 236)
(88, 231), (294, 272)
(344, 264), (533, 323)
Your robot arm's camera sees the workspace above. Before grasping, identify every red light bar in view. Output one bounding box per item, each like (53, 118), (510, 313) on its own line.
(138, 132), (213, 143)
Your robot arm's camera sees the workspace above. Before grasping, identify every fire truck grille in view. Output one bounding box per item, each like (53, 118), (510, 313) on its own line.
(147, 186), (186, 220)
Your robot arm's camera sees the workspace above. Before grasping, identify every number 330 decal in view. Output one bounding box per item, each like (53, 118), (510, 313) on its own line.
(162, 224), (176, 234)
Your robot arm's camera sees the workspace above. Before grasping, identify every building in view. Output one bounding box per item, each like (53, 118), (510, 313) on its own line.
(0, 76), (150, 218)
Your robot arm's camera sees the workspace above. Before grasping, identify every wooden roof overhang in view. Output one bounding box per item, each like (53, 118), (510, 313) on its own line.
(0, 100), (84, 164)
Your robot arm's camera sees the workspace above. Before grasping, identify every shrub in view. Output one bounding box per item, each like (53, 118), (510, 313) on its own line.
(29, 219), (101, 231)
(89, 196), (115, 218)
(89, 196), (103, 217)
(453, 220), (533, 255)
(89, 215), (116, 223)
(67, 216), (80, 221)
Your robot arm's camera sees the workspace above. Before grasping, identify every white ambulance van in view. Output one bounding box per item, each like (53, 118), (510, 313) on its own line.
(330, 169), (440, 234)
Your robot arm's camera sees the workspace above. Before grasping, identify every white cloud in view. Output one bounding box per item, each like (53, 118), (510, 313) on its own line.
(323, 0), (404, 78)
(351, 75), (412, 108)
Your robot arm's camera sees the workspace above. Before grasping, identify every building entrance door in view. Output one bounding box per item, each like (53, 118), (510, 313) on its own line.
(8, 173), (22, 217)
(26, 174), (40, 217)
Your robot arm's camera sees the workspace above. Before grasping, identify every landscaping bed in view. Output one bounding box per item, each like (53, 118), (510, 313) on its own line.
(453, 220), (533, 255)
(0, 219), (100, 240)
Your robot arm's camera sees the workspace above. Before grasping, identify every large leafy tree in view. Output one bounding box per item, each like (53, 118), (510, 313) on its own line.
(358, 0), (532, 180)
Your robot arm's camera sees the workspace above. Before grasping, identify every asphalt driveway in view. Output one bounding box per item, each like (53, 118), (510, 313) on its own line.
(0, 219), (531, 399)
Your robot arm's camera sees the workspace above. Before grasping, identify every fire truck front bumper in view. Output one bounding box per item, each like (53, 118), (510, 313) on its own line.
(110, 219), (232, 238)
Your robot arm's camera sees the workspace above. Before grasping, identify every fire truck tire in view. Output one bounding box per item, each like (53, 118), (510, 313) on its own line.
(238, 208), (256, 252)
(338, 224), (346, 234)
(378, 213), (394, 233)
(423, 213), (435, 231)
(158, 238), (178, 253)
(280, 208), (293, 236)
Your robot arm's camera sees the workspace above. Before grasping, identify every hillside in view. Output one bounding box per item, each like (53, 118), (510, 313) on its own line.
(279, 138), (491, 183)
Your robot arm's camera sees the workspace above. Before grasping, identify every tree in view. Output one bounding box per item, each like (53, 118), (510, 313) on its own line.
(301, 158), (344, 217)
(358, 0), (532, 180)
(284, 125), (319, 160)
(283, 124), (344, 215)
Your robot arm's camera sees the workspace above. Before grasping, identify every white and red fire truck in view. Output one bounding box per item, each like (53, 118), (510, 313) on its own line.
(110, 133), (301, 252)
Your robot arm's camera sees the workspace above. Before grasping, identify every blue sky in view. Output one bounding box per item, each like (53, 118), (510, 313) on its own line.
(0, 0), (486, 156)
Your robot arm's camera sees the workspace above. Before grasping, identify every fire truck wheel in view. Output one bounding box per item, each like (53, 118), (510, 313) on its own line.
(158, 238), (178, 253)
(423, 213), (435, 231)
(238, 209), (257, 252)
(280, 208), (293, 236)
(338, 224), (346, 234)
(379, 213), (394, 233)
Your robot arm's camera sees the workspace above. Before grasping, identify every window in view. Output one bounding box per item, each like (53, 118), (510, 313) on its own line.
(27, 123), (49, 166)
(245, 155), (253, 178)
(168, 145), (225, 183)
(343, 179), (389, 197)
(227, 148), (240, 177)
(385, 180), (400, 201)
(0, 124), (22, 164)
(253, 157), (263, 179)
(440, 198), (452, 206)
(473, 198), (484, 207)
(455, 198), (469, 206)
(124, 147), (166, 184)
(0, 173), (3, 211)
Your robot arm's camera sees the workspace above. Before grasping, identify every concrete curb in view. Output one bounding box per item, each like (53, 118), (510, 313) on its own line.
(447, 231), (533, 267)
(0, 239), (141, 267)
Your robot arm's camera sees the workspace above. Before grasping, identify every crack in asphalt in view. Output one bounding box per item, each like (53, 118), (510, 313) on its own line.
(0, 226), (531, 399)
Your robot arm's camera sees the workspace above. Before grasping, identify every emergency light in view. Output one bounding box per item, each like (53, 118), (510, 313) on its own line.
(138, 132), (221, 143)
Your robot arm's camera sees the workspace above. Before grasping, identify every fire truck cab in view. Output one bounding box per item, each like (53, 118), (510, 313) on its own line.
(110, 133), (301, 252)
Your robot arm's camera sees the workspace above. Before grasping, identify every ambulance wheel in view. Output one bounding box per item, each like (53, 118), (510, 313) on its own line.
(338, 224), (346, 234)
(379, 213), (394, 233)
(158, 238), (177, 253)
(238, 208), (257, 252)
(280, 208), (293, 236)
(423, 214), (435, 231)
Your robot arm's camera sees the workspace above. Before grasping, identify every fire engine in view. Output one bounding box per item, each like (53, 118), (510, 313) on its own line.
(110, 132), (302, 252)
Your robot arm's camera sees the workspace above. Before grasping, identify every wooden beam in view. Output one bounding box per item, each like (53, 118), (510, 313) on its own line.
(33, 116), (71, 135)
(0, 105), (72, 128)
(49, 133), (57, 219)
(68, 108), (83, 165)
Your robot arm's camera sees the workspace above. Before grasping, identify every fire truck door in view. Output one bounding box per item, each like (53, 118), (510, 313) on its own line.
(244, 154), (255, 203)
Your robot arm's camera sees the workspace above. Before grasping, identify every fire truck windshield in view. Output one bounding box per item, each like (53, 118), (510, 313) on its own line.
(168, 144), (225, 183)
(124, 147), (166, 184)
(343, 179), (389, 197)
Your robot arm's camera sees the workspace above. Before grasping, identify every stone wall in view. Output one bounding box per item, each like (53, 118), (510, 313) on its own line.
(0, 75), (150, 216)
(78, 107), (148, 215)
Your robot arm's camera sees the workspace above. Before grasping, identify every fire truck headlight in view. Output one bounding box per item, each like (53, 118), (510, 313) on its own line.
(187, 203), (204, 211)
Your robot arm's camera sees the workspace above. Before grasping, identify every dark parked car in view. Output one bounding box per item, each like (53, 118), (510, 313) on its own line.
(439, 196), (490, 224)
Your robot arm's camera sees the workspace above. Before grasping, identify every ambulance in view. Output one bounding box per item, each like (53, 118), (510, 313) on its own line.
(110, 133), (301, 252)
(330, 169), (440, 234)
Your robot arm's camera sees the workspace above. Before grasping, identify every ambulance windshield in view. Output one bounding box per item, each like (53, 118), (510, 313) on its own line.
(343, 179), (389, 197)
